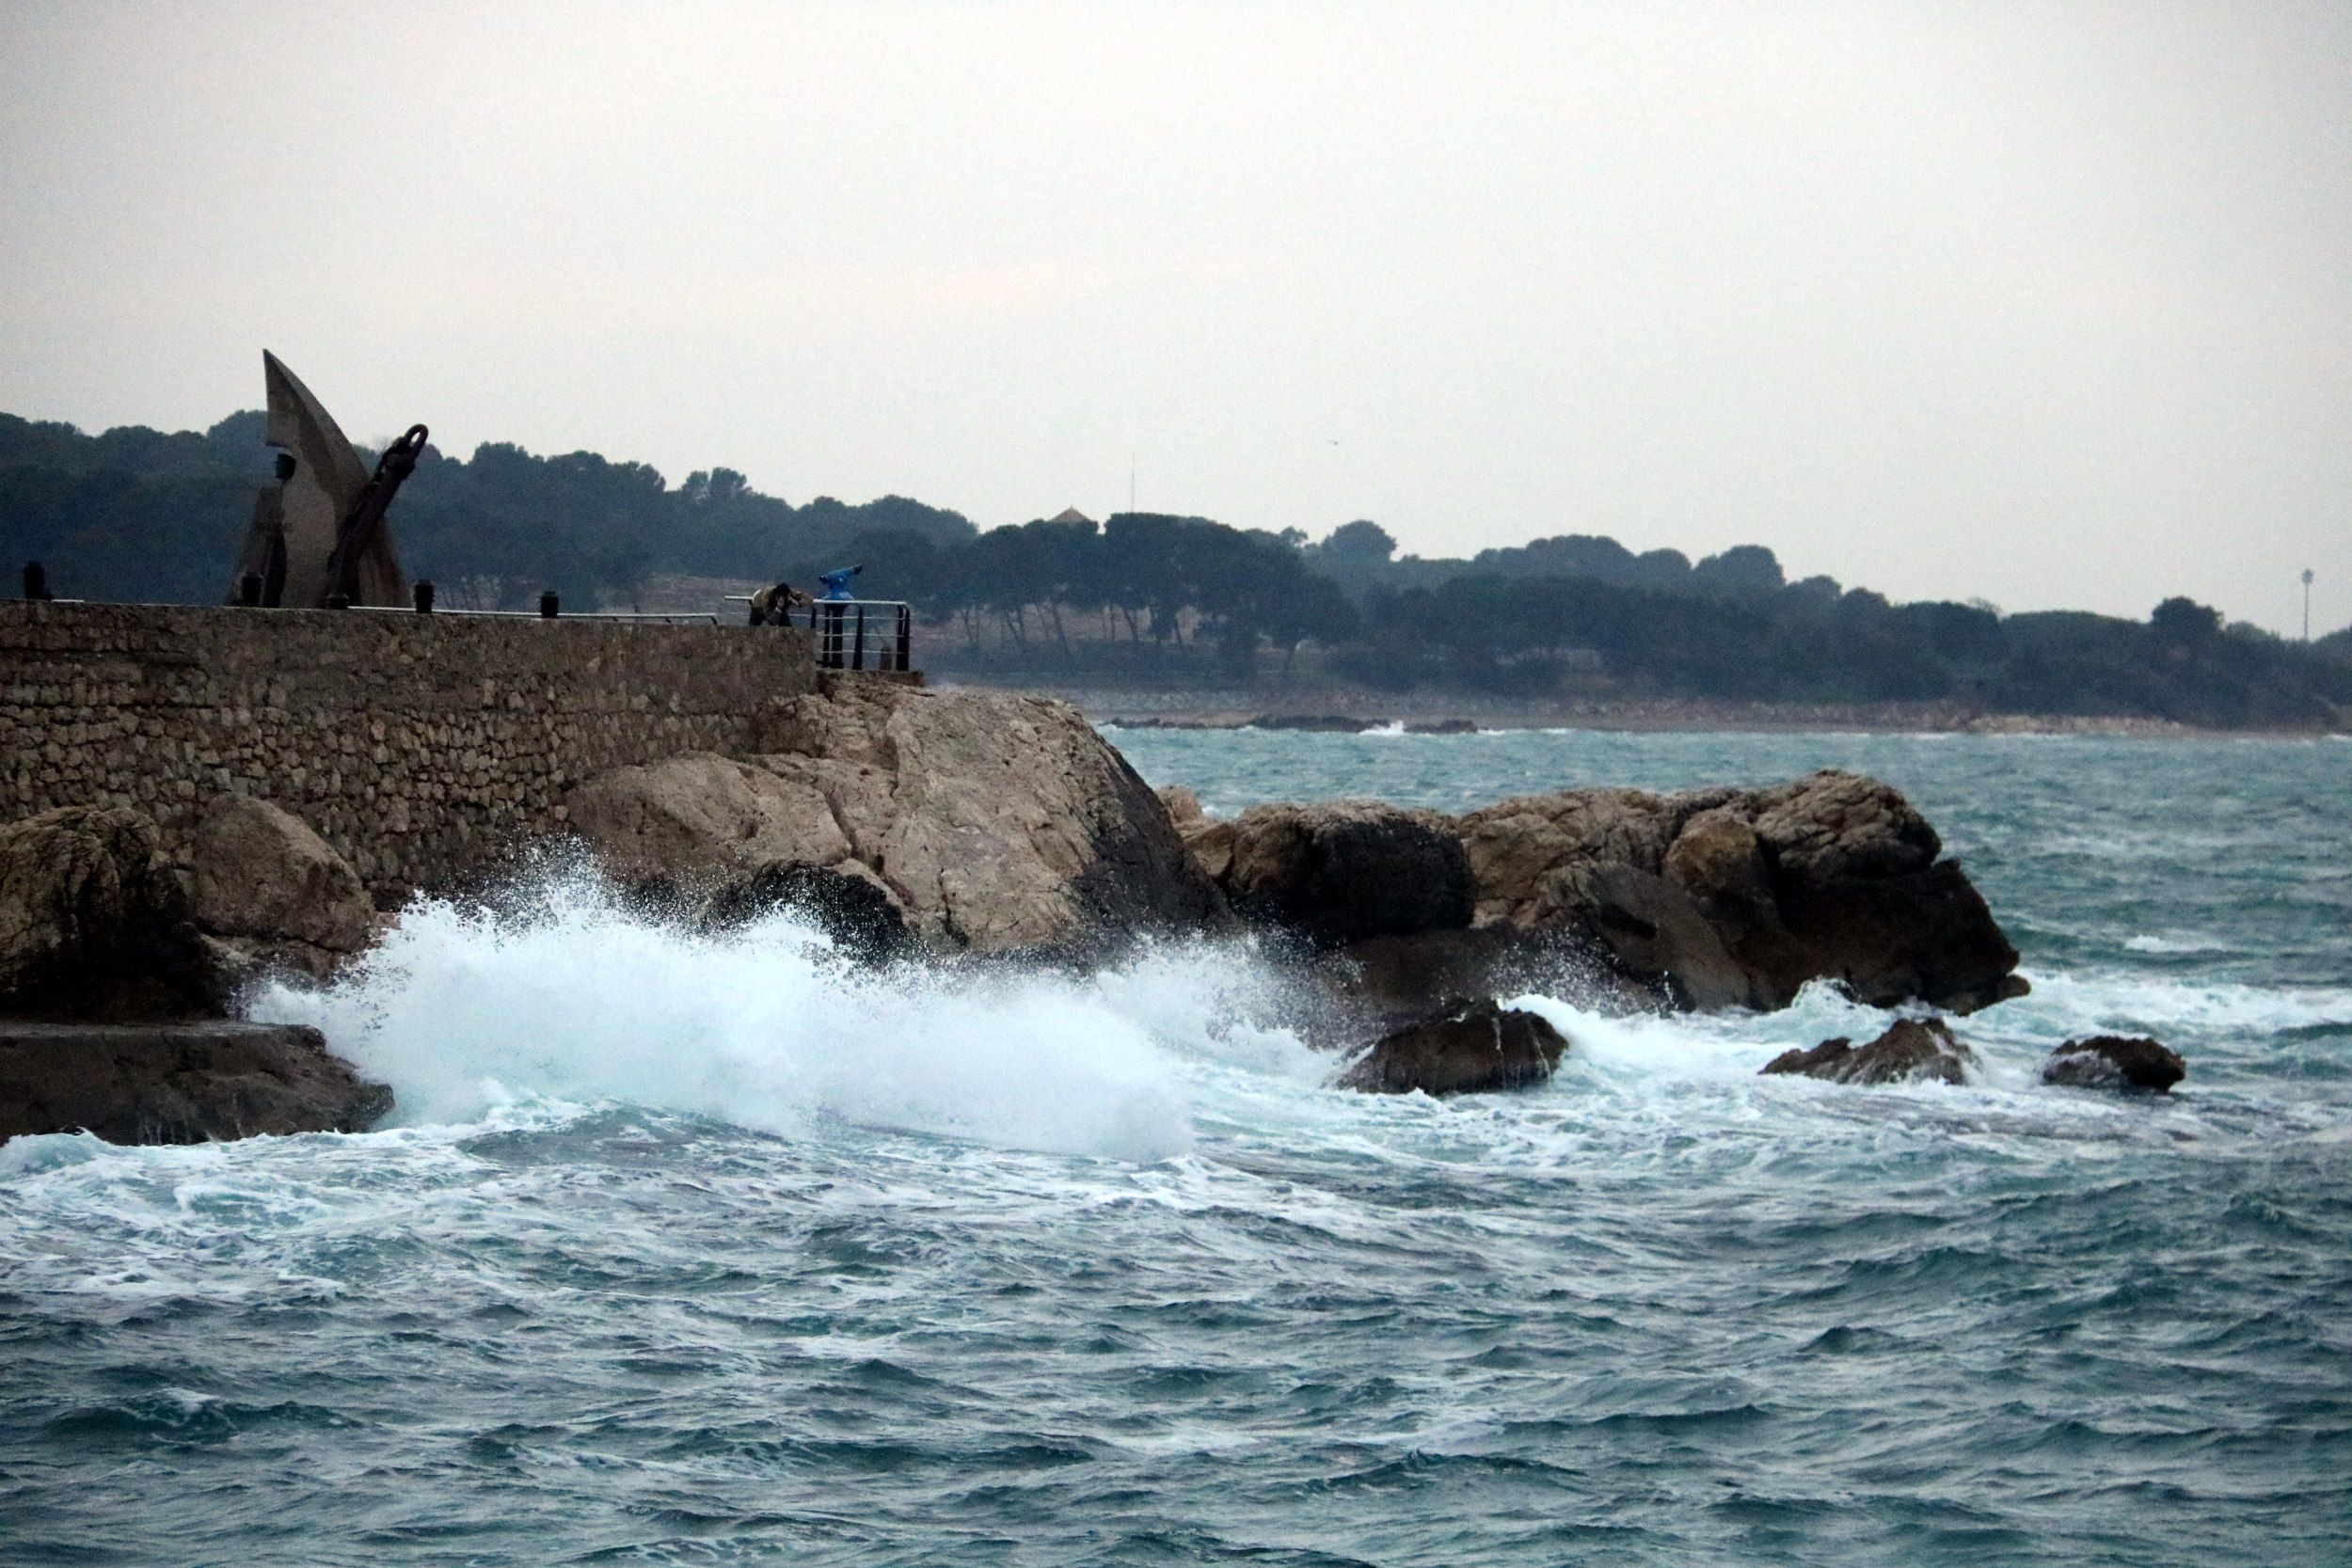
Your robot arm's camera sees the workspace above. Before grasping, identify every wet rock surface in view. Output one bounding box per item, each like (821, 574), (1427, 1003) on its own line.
(1337, 999), (1570, 1096)
(1214, 800), (1475, 947)
(0, 1019), (391, 1145)
(1761, 1018), (1975, 1086)
(698, 859), (918, 961)
(2042, 1035), (2186, 1092)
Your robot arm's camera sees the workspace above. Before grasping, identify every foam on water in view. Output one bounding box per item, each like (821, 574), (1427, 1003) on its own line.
(247, 867), (1336, 1164)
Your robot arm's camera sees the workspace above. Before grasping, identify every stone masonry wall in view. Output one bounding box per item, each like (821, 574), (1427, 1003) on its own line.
(0, 601), (818, 899)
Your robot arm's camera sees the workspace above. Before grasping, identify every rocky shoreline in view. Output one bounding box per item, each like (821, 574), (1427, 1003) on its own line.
(0, 683), (2177, 1146)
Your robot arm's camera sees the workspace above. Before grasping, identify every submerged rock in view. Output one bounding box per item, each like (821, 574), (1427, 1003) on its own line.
(2042, 1036), (2185, 1092)
(1761, 1018), (1974, 1086)
(1337, 998), (1569, 1096)
(0, 1019), (390, 1144)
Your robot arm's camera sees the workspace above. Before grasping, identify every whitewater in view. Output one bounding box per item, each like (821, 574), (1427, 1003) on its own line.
(4, 730), (2346, 1566)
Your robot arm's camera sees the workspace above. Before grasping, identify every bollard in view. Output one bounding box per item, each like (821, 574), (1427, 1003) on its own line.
(539, 590), (559, 619)
(326, 593), (351, 610)
(23, 562), (51, 601)
(239, 573), (263, 608)
(413, 580), (436, 614)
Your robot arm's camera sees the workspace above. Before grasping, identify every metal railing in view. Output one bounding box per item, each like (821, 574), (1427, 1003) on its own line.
(804, 599), (914, 672)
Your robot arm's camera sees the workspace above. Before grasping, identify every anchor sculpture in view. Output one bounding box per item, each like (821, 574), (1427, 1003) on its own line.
(228, 352), (420, 607)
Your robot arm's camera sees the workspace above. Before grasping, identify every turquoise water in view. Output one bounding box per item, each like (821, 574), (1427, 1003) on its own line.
(4, 731), (2348, 1566)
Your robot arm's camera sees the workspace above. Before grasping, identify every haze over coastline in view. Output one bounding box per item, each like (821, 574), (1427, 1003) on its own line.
(2, 1), (2346, 635)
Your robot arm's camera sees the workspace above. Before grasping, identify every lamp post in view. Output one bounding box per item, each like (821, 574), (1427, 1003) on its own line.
(2304, 568), (2314, 642)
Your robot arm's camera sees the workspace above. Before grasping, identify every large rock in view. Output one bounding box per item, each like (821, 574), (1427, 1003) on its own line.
(1761, 1018), (1974, 1086)
(1459, 771), (2023, 1014)
(1337, 999), (1569, 1096)
(184, 795), (376, 989)
(563, 752), (853, 885)
(0, 806), (192, 1015)
(1210, 800), (1474, 946)
(0, 1019), (390, 1144)
(564, 682), (1223, 956)
(2042, 1036), (2185, 1092)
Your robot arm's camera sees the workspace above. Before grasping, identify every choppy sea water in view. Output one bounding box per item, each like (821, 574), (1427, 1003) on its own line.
(4, 730), (2348, 1567)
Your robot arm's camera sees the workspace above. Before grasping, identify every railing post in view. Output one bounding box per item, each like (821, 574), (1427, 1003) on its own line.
(852, 604), (866, 671)
(413, 580), (435, 613)
(23, 562), (50, 601)
(239, 572), (263, 608)
(897, 604), (911, 671)
(539, 590), (559, 619)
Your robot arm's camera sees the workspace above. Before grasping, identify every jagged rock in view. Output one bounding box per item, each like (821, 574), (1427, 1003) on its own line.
(1405, 719), (1476, 735)
(0, 1019), (390, 1144)
(1337, 998), (1569, 1096)
(1761, 1018), (1974, 1086)
(183, 795), (375, 991)
(2042, 1036), (2185, 1092)
(1458, 771), (2022, 1014)
(0, 806), (194, 1015)
(1458, 786), (1731, 927)
(1218, 800), (1474, 946)
(1541, 862), (1756, 1010)
(1742, 769), (1942, 883)
(698, 859), (916, 961)
(1156, 784), (1205, 826)
(747, 681), (1225, 954)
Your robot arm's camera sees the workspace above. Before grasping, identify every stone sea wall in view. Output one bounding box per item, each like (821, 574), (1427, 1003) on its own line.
(0, 601), (819, 897)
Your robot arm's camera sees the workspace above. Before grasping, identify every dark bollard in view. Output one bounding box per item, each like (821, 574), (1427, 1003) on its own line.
(895, 604), (912, 672)
(539, 590), (559, 619)
(239, 573), (263, 608)
(413, 580), (436, 614)
(852, 603), (866, 671)
(24, 562), (50, 601)
(326, 593), (351, 610)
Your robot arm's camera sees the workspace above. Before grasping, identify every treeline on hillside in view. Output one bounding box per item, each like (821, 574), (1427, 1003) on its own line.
(5, 407), (2346, 726)
(813, 516), (2349, 727)
(0, 410), (975, 609)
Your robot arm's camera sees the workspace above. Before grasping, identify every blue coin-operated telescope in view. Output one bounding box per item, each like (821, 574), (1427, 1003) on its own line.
(818, 565), (864, 601)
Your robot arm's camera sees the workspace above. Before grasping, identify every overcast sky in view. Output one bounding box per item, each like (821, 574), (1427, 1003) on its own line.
(2, 1), (2345, 631)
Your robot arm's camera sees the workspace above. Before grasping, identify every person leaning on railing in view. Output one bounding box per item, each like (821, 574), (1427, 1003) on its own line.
(746, 579), (813, 626)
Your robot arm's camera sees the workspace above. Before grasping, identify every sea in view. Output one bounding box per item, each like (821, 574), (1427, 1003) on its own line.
(4, 729), (2347, 1567)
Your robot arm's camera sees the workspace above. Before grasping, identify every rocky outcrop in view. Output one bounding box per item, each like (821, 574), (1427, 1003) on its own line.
(184, 795), (377, 992)
(564, 681), (1223, 956)
(0, 1019), (389, 1144)
(1761, 1018), (1974, 1086)
(2042, 1036), (2185, 1092)
(1337, 999), (1569, 1096)
(1458, 770), (2023, 1013)
(0, 806), (194, 1016)
(1210, 800), (1474, 947)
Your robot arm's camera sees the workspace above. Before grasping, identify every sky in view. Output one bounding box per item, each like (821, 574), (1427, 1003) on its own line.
(1, 2), (2345, 634)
